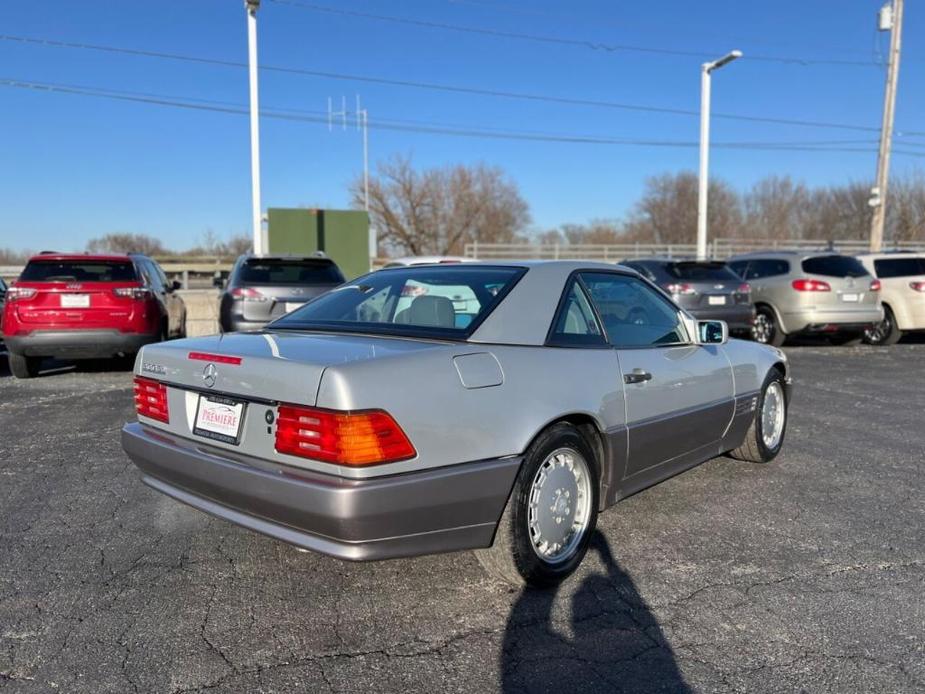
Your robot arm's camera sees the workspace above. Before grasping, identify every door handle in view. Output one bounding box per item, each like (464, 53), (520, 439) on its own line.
(624, 369), (653, 385)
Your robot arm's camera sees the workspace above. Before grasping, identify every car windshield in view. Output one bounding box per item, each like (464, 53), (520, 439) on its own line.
(271, 265), (525, 339)
(19, 260), (138, 282)
(238, 259), (345, 285)
(801, 256), (869, 278)
(666, 262), (740, 282)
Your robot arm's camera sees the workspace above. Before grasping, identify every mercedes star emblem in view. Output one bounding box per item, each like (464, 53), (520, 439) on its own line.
(202, 363), (218, 388)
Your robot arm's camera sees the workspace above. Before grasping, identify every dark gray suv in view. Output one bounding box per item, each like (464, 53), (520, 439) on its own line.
(622, 258), (755, 334)
(218, 255), (345, 332)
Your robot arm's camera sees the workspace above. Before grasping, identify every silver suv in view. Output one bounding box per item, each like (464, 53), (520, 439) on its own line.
(856, 253), (925, 345)
(727, 252), (882, 346)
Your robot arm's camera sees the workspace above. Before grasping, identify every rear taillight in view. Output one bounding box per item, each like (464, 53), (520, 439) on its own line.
(792, 279), (831, 292)
(230, 287), (267, 302)
(664, 283), (696, 295)
(736, 283), (751, 294)
(114, 287), (152, 299)
(133, 376), (169, 423)
(275, 405), (416, 466)
(6, 287), (37, 301)
(910, 281), (925, 292)
(869, 279), (881, 292)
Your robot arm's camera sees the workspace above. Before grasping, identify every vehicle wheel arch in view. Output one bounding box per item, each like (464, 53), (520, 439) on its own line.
(754, 301), (786, 333)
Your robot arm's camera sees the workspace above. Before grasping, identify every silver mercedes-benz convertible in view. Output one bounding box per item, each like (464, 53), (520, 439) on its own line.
(122, 261), (791, 586)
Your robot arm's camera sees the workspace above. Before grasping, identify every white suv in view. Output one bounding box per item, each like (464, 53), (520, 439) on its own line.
(856, 253), (925, 345)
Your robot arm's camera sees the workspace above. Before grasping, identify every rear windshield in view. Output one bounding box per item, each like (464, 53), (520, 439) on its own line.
(237, 259), (344, 285)
(271, 266), (525, 339)
(19, 260), (138, 283)
(801, 256), (869, 278)
(873, 257), (925, 278)
(666, 262), (741, 282)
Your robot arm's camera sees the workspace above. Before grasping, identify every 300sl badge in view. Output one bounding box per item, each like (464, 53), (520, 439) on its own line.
(141, 362), (166, 375)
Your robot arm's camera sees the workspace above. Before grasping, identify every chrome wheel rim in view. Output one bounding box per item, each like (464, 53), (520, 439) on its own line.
(761, 382), (785, 449)
(864, 314), (890, 344)
(752, 313), (773, 343)
(527, 447), (593, 564)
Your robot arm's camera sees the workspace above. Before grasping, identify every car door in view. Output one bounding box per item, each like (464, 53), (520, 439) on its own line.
(151, 261), (184, 336)
(578, 271), (735, 478)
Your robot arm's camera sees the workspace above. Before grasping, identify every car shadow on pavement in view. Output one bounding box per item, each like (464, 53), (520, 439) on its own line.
(501, 532), (689, 693)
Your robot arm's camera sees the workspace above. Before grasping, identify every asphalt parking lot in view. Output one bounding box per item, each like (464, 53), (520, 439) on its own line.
(0, 344), (923, 693)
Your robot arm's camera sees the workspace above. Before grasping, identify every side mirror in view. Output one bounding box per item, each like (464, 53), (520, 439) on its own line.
(697, 320), (728, 345)
(171, 280), (182, 291)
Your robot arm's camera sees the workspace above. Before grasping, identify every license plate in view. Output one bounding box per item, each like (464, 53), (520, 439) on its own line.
(285, 302), (304, 313)
(61, 294), (90, 308)
(708, 295), (727, 306)
(841, 293), (859, 302)
(193, 394), (246, 445)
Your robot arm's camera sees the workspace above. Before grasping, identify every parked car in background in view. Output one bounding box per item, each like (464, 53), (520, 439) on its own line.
(1, 253), (186, 378)
(856, 252), (925, 345)
(122, 261), (790, 587)
(0, 276), (7, 352)
(727, 252), (882, 346)
(621, 258), (755, 335)
(381, 255), (473, 268)
(218, 255), (345, 333)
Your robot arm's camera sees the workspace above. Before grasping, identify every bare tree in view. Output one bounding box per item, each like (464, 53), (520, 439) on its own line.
(742, 176), (811, 240)
(86, 233), (167, 256)
(623, 172), (741, 244)
(351, 155), (530, 256)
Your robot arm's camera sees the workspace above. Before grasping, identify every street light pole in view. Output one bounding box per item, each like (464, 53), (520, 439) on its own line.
(697, 50), (742, 261)
(245, 0), (265, 255)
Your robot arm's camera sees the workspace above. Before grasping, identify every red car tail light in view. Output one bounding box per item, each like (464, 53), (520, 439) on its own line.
(133, 376), (169, 423)
(791, 279), (831, 292)
(869, 279), (881, 292)
(275, 405), (416, 466)
(230, 287), (267, 301)
(113, 287), (153, 299)
(910, 281), (925, 292)
(6, 287), (37, 301)
(188, 351), (242, 365)
(664, 283), (696, 295)
(736, 283), (751, 294)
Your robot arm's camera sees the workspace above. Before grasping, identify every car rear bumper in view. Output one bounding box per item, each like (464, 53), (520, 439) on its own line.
(782, 306), (884, 334)
(121, 422), (520, 561)
(5, 330), (159, 358)
(688, 304), (755, 330)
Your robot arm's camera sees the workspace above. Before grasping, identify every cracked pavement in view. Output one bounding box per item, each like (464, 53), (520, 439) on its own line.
(0, 344), (923, 693)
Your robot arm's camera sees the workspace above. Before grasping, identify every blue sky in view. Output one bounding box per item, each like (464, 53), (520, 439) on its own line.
(1, 0), (922, 252)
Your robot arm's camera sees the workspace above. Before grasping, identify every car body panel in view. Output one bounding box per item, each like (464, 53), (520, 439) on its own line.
(123, 261), (790, 561)
(857, 253), (925, 331)
(728, 252), (882, 335)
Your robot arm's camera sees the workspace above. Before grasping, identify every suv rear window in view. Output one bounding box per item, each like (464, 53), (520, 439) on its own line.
(801, 256), (868, 278)
(272, 266), (525, 339)
(237, 259), (345, 285)
(666, 262), (740, 282)
(19, 260), (138, 283)
(873, 257), (925, 278)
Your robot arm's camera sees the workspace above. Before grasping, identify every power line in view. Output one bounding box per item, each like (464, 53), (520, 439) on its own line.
(267, 0), (885, 68)
(5, 34), (923, 136)
(4, 77), (924, 159)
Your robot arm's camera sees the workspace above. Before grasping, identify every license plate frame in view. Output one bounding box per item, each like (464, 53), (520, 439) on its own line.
(61, 293), (90, 308)
(708, 295), (727, 306)
(193, 394), (246, 445)
(841, 293), (860, 302)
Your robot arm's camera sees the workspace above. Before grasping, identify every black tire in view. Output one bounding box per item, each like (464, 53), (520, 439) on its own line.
(728, 369), (788, 464)
(752, 306), (786, 347)
(863, 305), (902, 346)
(475, 422), (600, 588)
(8, 352), (41, 379)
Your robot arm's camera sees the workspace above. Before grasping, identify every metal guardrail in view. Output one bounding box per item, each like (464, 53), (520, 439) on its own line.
(464, 238), (925, 260)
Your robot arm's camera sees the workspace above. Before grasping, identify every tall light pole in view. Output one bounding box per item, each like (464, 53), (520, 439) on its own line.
(869, 0), (904, 252)
(245, 0), (265, 255)
(697, 50), (742, 260)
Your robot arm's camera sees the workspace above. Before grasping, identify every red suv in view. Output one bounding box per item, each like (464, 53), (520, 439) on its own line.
(2, 253), (186, 378)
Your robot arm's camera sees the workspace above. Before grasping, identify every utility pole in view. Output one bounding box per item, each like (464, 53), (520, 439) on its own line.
(329, 96), (376, 258)
(697, 50), (741, 261)
(245, 0), (265, 255)
(869, 0), (904, 252)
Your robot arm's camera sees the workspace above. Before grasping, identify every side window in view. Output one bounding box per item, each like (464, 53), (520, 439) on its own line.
(142, 260), (164, 291)
(728, 261), (749, 279)
(579, 272), (688, 348)
(547, 280), (606, 347)
(749, 259), (790, 279)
